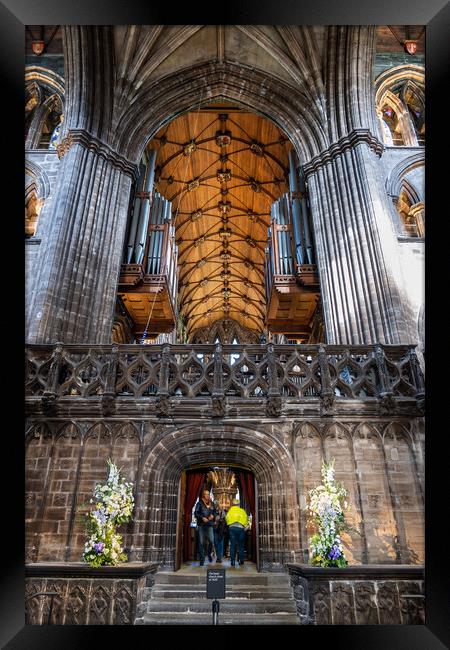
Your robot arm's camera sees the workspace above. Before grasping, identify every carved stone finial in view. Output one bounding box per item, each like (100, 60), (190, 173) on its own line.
(266, 395), (282, 417)
(211, 396), (225, 418)
(41, 393), (57, 415)
(320, 392), (335, 416)
(101, 393), (116, 417)
(379, 392), (397, 414)
(156, 395), (171, 417)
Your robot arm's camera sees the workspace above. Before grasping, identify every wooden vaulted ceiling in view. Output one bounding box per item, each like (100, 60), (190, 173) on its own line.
(146, 103), (292, 338)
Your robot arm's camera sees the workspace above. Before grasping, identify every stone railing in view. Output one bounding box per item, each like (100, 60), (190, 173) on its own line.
(25, 342), (424, 417)
(25, 563), (157, 625)
(286, 564), (424, 625)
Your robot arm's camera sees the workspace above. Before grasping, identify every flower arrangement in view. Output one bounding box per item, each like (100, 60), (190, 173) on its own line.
(307, 459), (349, 568)
(83, 459), (134, 567)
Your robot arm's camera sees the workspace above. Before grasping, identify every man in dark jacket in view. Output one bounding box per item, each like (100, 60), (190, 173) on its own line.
(194, 489), (216, 566)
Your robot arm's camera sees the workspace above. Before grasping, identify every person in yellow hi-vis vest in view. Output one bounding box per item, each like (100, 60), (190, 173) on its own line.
(225, 498), (248, 566)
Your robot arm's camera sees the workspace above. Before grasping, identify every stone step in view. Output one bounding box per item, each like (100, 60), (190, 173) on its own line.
(141, 612), (300, 625)
(151, 586), (292, 599)
(145, 598), (298, 614)
(154, 572), (288, 586)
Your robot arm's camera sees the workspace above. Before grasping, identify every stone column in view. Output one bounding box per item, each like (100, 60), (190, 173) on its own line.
(26, 130), (137, 343)
(304, 130), (409, 345)
(25, 104), (51, 149)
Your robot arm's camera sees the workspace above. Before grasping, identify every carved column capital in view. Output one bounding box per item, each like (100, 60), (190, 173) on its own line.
(56, 129), (139, 181)
(303, 129), (385, 178)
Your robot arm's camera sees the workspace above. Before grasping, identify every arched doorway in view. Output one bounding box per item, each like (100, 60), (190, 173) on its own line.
(178, 465), (258, 570)
(133, 424), (302, 571)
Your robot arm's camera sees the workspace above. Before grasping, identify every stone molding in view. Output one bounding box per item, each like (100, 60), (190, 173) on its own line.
(303, 129), (385, 177)
(26, 562), (157, 579)
(56, 129), (139, 180)
(287, 563), (424, 581)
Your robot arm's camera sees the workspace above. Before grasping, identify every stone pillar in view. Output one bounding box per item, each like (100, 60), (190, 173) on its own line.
(304, 130), (408, 345)
(26, 130), (137, 343)
(25, 104), (51, 149)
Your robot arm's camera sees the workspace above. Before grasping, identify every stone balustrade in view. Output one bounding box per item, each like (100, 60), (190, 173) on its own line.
(25, 342), (424, 418)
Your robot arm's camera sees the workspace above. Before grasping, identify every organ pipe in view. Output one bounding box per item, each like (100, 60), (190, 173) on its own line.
(126, 162), (146, 263)
(135, 149), (157, 264)
(288, 149), (305, 266)
(297, 163), (314, 264)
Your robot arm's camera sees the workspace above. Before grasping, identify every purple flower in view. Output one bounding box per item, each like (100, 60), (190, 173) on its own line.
(328, 545), (341, 560)
(93, 542), (105, 553)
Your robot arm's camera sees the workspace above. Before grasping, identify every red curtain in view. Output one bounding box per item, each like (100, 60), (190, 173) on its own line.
(183, 471), (206, 561)
(235, 470), (256, 561)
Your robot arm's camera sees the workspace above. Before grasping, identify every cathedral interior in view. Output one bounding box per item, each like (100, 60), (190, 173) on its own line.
(25, 25), (425, 626)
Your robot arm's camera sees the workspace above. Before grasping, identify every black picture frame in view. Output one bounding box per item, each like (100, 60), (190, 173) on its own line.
(2, 1), (448, 647)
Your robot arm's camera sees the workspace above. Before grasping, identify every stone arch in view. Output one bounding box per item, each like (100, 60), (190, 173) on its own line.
(25, 66), (65, 97)
(25, 161), (51, 237)
(25, 67), (65, 149)
(133, 423), (301, 569)
(191, 317), (260, 344)
(25, 160), (51, 201)
(386, 151), (425, 201)
(114, 61), (327, 165)
(375, 65), (425, 147)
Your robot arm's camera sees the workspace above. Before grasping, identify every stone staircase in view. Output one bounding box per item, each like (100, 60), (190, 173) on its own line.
(136, 566), (300, 625)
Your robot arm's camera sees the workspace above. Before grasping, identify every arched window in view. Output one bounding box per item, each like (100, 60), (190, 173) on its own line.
(375, 65), (425, 148)
(380, 103), (404, 145)
(25, 67), (64, 149)
(397, 183), (425, 238)
(25, 186), (43, 238)
(402, 83), (425, 146)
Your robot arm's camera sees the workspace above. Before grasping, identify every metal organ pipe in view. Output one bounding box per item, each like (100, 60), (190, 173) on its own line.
(288, 149), (305, 267)
(147, 193), (160, 274)
(298, 162), (315, 264)
(126, 162), (146, 263)
(135, 149), (157, 265)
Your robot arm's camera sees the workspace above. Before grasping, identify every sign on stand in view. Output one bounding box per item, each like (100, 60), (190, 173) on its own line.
(207, 568), (226, 624)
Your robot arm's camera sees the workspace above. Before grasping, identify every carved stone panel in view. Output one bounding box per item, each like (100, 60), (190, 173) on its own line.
(330, 582), (356, 625)
(88, 583), (113, 625)
(25, 579), (45, 624)
(113, 582), (134, 625)
(42, 579), (67, 624)
(65, 583), (88, 625)
(354, 581), (379, 624)
(377, 581), (402, 624)
(398, 580), (425, 624)
(311, 583), (331, 625)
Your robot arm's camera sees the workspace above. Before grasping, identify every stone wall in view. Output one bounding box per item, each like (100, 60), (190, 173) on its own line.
(25, 416), (425, 569)
(288, 564), (424, 625)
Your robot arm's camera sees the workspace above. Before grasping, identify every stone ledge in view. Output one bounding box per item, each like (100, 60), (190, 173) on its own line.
(286, 562), (424, 581)
(25, 561), (157, 579)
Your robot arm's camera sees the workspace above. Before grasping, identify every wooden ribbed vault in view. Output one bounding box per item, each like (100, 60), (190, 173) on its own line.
(146, 103), (291, 338)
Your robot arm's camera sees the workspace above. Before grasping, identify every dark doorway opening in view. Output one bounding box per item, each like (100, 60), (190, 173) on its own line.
(176, 465), (258, 571)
